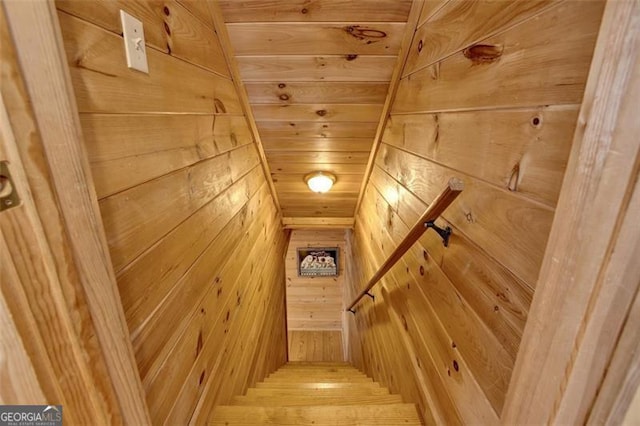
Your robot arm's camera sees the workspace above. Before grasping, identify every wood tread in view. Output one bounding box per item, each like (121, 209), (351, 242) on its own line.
(209, 362), (422, 425)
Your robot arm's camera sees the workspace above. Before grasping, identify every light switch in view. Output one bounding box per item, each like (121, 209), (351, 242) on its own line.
(120, 10), (149, 74)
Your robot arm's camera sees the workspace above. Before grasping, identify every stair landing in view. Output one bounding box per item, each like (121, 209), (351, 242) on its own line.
(209, 362), (422, 425)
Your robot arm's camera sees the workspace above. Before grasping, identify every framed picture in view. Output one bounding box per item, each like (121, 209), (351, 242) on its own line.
(297, 247), (339, 277)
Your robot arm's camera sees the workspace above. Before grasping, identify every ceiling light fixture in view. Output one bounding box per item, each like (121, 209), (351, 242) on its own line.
(305, 171), (336, 193)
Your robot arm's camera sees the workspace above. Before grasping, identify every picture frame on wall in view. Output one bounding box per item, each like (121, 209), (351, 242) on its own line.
(297, 247), (339, 277)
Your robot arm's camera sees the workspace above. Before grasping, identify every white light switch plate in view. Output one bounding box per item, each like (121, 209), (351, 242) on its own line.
(120, 10), (149, 74)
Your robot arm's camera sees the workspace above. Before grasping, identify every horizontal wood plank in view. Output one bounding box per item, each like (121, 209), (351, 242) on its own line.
(263, 138), (372, 152)
(266, 151), (369, 164)
(237, 55), (396, 82)
(253, 104), (382, 122)
(275, 180), (361, 194)
(246, 81), (388, 104)
(227, 22), (405, 55)
(273, 172), (363, 186)
(281, 209), (357, 218)
(282, 217), (354, 229)
(256, 121), (377, 139)
(269, 162), (366, 175)
(218, 0), (412, 22)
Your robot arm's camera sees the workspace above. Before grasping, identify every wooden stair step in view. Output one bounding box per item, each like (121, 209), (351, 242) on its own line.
(279, 366), (361, 371)
(264, 376), (373, 383)
(284, 362), (352, 367)
(272, 367), (365, 374)
(255, 382), (382, 390)
(269, 371), (368, 379)
(209, 404), (422, 425)
(232, 394), (403, 406)
(245, 386), (392, 398)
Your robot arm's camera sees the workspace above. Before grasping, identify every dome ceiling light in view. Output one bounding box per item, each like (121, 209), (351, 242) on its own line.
(304, 171), (336, 193)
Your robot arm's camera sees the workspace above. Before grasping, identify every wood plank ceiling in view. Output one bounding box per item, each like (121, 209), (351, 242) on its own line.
(218, 0), (412, 221)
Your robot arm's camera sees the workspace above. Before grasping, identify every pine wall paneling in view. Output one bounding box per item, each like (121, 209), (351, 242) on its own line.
(219, 0), (413, 219)
(286, 229), (346, 331)
(285, 229), (346, 362)
(55, 1), (288, 423)
(344, 1), (606, 424)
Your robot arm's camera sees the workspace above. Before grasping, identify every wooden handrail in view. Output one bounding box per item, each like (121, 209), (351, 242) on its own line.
(346, 178), (464, 312)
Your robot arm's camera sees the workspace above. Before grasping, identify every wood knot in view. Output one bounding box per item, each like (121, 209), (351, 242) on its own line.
(453, 360), (459, 372)
(214, 98), (226, 113)
(508, 163), (520, 192)
(423, 250), (428, 260)
(301, 7), (308, 14)
(163, 21), (171, 36)
(199, 371), (205, 385)
(463, 44), (503, 64)
(531, 116), (542, 127)
(345, 54), (358, 61)
(451, 341), (456, 348)
(465, 211), (474, 223)
(418, 39), (423, 53)
(419, 265), (425, 276)
(429, 62), (440, 80)
(196, 331), (203, 355)
(278, 83), (286, 88)
(279, 93), (290, 101)
(344, 25), (387, 41)
(316, 109), (327, 117)
(163, 6), (170, 16)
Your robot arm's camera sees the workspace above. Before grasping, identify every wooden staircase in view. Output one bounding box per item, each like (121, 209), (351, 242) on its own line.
(210, 362), (422, 425)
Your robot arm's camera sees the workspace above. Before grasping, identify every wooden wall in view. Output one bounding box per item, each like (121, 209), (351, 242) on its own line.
(285, 229), (346, 362)
(1, 3), (149, 422)
(288, 331), (345, 362)
(285, 229), (345, 330)
(55, 1), (288, 423)
(344, 1), (605, 424)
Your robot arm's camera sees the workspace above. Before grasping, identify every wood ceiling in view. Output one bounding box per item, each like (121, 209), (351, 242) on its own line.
(218, 0), (413, 222)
